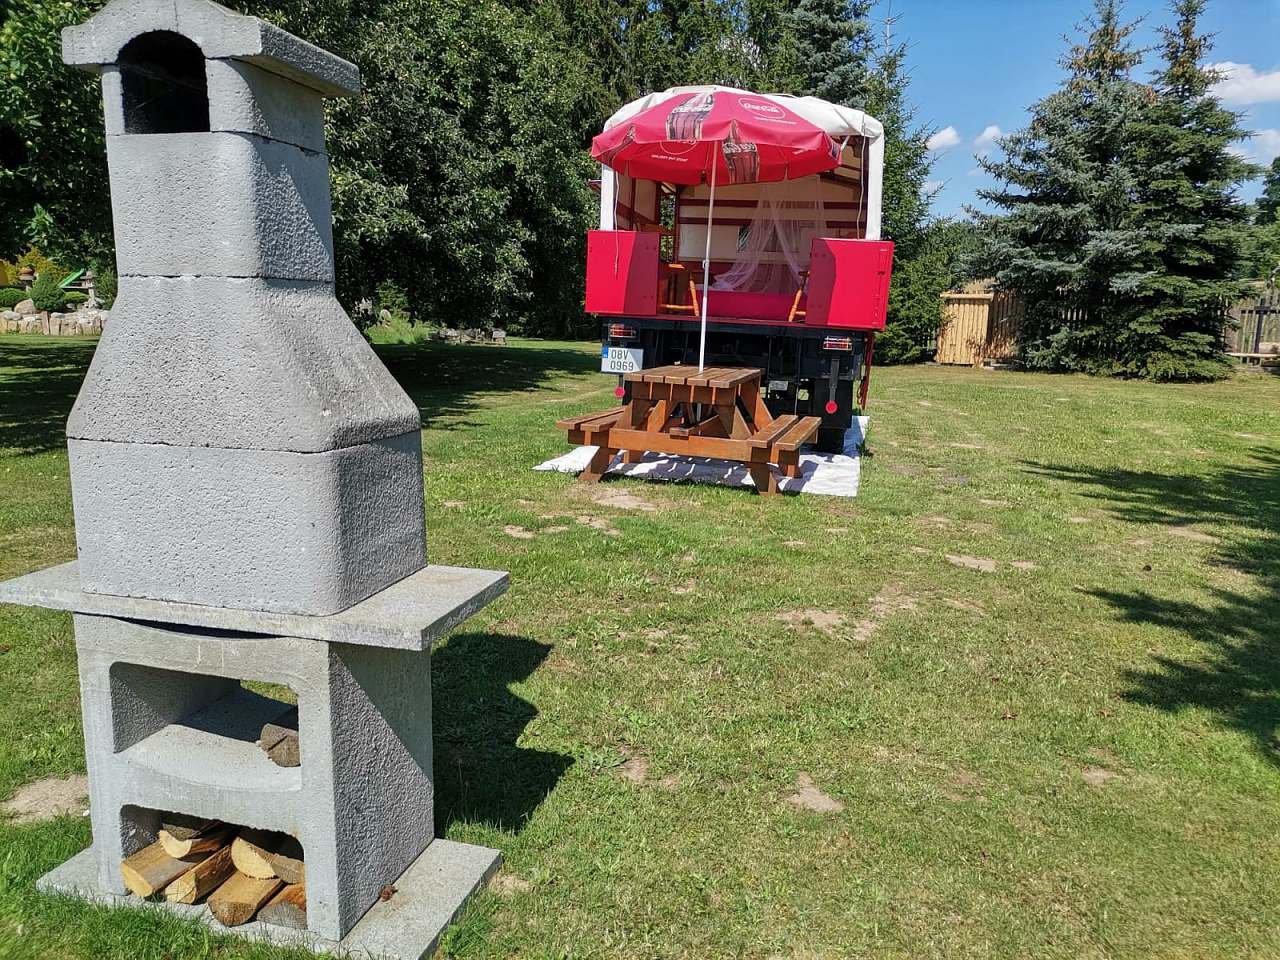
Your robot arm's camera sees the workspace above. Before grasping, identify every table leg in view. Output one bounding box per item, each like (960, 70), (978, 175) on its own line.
(747, 463), (778, 495)
(581, 444), (618, 483)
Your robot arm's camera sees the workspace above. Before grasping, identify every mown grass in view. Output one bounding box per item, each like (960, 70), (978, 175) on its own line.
(0, 333), (1278, 959)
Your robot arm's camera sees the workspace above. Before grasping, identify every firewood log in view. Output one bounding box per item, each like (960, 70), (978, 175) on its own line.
(120, 841), (193, 897)
(258, 706), (300, 767)
(208, 871), (283, 926)
(231, 830), (304, 884)
(164, 845), (235, 904)
(258, 882), (307, 929)
(159, 823), (233, 859)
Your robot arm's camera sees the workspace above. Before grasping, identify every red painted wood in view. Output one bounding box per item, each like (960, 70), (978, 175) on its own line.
(804, 239), (894, 330)
(585, 230), (660, 315)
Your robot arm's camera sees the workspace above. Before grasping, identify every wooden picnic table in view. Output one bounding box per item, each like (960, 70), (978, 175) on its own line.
(557, 365), (821, 495)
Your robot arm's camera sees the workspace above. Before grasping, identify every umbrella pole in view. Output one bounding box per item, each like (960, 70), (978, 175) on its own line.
(698, 158), (716, 372)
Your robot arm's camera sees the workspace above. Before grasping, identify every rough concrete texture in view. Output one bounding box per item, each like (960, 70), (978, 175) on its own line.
(106, 133), (334, 282)
(99, 66), (124, 136)
(39, 839), (499, 959)
(74, 612), (449, 940)
(67, 277), (419, 451)
(63, 0), (360, 97)
(69, 434), (425, 616)
(207, 58), (327, 153)
(0, 561), (510, 652)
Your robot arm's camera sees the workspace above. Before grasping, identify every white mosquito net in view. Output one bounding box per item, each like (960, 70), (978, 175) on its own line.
(710, 178), (828, 295)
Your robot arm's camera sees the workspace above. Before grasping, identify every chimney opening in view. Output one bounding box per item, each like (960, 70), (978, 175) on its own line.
(119, 31), (210, 135)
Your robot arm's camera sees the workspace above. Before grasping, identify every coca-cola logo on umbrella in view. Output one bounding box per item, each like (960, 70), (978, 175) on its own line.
(737, 97), (786, 118)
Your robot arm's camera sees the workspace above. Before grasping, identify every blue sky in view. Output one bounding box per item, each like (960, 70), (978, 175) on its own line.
(892, 0), (1280, 218)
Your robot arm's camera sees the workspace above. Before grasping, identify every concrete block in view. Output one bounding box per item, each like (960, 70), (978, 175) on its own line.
(38, 839), (499, 958)
(206, 59), (327, 153)
(72, 613), (440, 940)
(68, 277), (419, 452)
(100, 66), (124, 136)
(106, 132), (334, 281)
(69, 433), (426, 616)
(62, 0), (360, 97)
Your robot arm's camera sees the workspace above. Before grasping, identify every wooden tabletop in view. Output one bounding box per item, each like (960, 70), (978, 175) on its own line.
(623, 365), (762, 389)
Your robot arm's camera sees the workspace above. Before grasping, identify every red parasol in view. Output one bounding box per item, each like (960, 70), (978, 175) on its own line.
(592, 90), (842, 368)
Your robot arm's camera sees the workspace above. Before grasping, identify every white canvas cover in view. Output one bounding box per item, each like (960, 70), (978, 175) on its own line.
(599, 85), (885, 241)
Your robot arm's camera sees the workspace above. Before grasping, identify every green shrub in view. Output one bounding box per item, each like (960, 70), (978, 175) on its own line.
(92, 264), (117, 309)
(29, 273), (64, 312)
(62, 291), (87, 307)
(0, 288), (25, 310)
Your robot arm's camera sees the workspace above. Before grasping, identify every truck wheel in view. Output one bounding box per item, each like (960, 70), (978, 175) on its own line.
(815, 426), (847, 455)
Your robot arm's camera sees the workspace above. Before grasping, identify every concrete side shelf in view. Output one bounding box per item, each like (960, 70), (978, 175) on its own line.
(121, 687), (302, 793)
(0, 561), (509, 650)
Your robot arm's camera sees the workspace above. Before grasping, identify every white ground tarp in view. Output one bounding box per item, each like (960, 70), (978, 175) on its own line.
(534, 417), (868, 497)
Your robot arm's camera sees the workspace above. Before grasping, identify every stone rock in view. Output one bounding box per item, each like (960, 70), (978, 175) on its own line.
(14, 299), (37, 316)
(1, 310), (18, 322)
(47, 314), (62, 336)
(3, 319), (17, 334)
(20, 318), (42, 334)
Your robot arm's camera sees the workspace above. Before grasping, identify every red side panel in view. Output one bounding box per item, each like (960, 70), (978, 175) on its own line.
(585, 230), (659, 315)
(805, 239), (894, 329)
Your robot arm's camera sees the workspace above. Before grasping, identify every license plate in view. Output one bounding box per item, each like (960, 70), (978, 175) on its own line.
(601, 346), (643, 374)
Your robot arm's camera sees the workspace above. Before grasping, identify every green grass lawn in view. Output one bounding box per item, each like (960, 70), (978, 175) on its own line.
(1, 334), (1278, 959)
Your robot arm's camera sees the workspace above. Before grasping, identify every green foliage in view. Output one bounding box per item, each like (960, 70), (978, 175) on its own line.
(15, 248), (66, 283)
(92, 263), (117, 309)
(62, 291), (87, 307)
(375, 279), (411, 320)
(788, 0), (871, 107)
(0, 288), (26, 309)
(28, 272), (64, 312)
(975, 0), (1253, 382)
(1257, 157), (1280, 226)
(368, 314), (436, 345)
(877, 219), (981, 363)
(0, 2), (111, 265)
(1239, 221), (1280, 280)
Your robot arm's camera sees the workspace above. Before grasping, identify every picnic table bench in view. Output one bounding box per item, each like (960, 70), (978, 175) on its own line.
(557, 365), (821, 495)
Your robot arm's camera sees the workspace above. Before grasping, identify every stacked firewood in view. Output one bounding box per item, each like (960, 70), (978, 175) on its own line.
(120, 817), (306, 929)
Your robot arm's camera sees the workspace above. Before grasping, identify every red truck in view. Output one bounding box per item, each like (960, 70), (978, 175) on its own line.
(585, 86), (894, 453)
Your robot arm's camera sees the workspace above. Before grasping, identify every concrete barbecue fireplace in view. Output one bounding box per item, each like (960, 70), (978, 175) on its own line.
(0, 1), (508, 956)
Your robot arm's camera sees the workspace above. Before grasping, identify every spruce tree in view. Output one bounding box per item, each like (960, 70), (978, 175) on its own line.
(1258, 157), (1280, 225)
(1125, 0), (1253, 380)
(788, 0), (872, 106)
(975, 0), (1152, 375)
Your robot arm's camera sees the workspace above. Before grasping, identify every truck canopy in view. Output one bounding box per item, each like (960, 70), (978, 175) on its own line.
(599, 85), (885, 242)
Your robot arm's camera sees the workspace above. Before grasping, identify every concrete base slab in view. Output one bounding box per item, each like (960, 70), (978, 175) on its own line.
(37, 838), (501, 960)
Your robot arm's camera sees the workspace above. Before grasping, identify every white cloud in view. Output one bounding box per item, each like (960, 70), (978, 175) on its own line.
(1231, 129), (1280, 164)
(966, 166), (985, 177)
(926, 126), (961, 151)
(1251, 129), (1280, 164)
(974, 124), (1003, 147)
(1209, 62), (1280, 105)
(921, 180), (944, 196)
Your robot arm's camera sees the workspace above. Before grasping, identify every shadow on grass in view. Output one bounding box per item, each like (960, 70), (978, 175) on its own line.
(375, 340), (599, 431)
(0, 340), (100, 455)
(431, 632), (572, 834)
(1028, 451), (1280, 760)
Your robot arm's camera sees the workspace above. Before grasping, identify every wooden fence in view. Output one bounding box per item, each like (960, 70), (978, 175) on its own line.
(1225, 287), (1279, 355)
(937, 283), (1280, 366)
(936, 283), (1021, 367)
